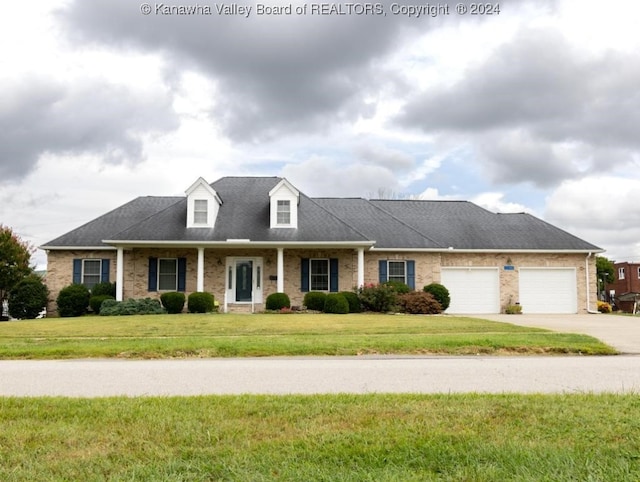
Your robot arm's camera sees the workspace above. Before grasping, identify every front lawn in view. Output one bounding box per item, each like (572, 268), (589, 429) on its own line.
(0, 313), (615, 359)
(1, 394), (638, 481)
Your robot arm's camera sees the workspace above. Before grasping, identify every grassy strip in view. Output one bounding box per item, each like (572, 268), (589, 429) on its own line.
(0, 313), (615, 358)
(1, 394), (638, 481)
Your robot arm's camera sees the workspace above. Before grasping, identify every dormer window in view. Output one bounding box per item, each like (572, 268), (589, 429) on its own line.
(269, 178), (299, 229)
(277, 200), (291, 225)
(185, 177), (222, 229)
(194, 200), (208, 224)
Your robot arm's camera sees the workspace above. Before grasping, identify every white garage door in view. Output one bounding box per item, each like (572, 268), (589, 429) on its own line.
(441, 268), (500, 314)
(519, 268), (577, 314)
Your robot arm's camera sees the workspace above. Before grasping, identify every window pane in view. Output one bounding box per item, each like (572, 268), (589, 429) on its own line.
(159, 259), (177, 291)
(194, 199), (208, 224)
(310, 259), (329, 291)
(83, 260), (101, 289)
(388, 261), (406, 283)
(277, 200), (290, 224)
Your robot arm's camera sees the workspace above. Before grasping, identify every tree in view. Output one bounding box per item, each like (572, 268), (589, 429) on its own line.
(9, 275), (48, 319)
(596, 256), (615, 284)
(0, 225), (34, 313)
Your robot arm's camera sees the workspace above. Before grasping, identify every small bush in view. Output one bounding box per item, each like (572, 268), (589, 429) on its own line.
(91, 282), (116, 297)
(357, 283), (398, 312)
(8, 275), (49, 319)
(423, 283), (451, 311)
(597, 301), (612, 313)
(398, 292), (443, 314)
(188, 292), (216, 313)
(304, 292), (327, 311)
(340, 291), (362, 313)
(57, 284), (90, 317)
(384, 281), (412, 294)
(505, 304), (523, 314)
(160, 292), (185, 314)
(266, 292), (291, 310)
(89, 295), (115, 314)
(324, 293), (349, 314)
(99, 298), (165, 316)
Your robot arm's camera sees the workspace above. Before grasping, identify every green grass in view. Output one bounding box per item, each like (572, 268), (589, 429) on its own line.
(1, 394), (638, 481)
(0, 313), (615, 359)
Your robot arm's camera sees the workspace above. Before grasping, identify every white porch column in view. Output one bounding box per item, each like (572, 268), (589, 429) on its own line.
(357, 247), (365, 288)
(197, 247), (205, 292)
(116, 247), (124, 301)
(277, 247), (284, 293)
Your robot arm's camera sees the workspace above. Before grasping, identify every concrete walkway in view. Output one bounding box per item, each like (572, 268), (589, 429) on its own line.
(1, 314), (639, 397)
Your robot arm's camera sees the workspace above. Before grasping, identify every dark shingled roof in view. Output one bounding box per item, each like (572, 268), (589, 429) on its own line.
(42, 176), (601, 251)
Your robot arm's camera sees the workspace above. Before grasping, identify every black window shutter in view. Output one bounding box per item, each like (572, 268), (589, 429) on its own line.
(177, 258), (187, 292)
(301, 258), (310, 292)
(148, 257), (158, 292)
(378, 260), (387, 284)
(101, 259), (110, 283)
(329, 258), (339, 292)
(73, 259), (82, 284)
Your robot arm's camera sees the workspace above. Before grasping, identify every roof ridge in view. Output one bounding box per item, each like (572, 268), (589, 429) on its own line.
(368, 200), (444, 247)
(304, 195), (372, 242)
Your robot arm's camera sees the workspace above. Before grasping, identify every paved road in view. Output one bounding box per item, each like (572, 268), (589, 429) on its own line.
(1, 314), (639, 397)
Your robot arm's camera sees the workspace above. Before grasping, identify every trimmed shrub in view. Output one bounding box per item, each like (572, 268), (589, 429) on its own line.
(357, 283), (398, 313)
(398, 291), (443, 314)
(188, 292), (216, 313)
(340, 291), (361, 313)
(266, 292), (291, 311)
(8, 275), (49, 319)
(91, 282), (116, 297)
(324, 293), (349, 314)
(384, 281), (412, 294)
(99, 298), (165, 316)
(303, 292), (327, 311)
(90, 295), (115, 314)
(57, 284), (90, 317)
(423, 283), (451, 311)
(160, 292), (185, 314)
(504, 304), (523, 314)
(597, 301), (612, 313)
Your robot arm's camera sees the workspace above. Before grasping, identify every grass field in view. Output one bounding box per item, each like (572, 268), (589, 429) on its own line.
(1, 394), (638, 481)
(0, 313), (615, 358)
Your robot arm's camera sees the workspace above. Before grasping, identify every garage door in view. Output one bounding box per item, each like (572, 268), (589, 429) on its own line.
(441, 268), (500, 314)
(519, 268), (577, 314)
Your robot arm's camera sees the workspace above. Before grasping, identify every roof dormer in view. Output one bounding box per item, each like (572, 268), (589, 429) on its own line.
(269, 178), (299, 228)
(185, 177), (222, 228)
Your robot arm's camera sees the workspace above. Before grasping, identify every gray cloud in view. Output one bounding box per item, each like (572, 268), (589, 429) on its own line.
(57, 0), (445, 142)
(0, 77), (178, 180)
(396, 28), (640, 187)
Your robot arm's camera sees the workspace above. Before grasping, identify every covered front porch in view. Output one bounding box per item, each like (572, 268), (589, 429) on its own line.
(111, 242), (371, 312)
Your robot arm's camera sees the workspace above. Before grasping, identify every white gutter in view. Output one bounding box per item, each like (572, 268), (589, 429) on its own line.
(585, 252), (600, 314)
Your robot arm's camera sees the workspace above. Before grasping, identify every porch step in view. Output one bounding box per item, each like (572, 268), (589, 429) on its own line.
(225, 303), (264, 314)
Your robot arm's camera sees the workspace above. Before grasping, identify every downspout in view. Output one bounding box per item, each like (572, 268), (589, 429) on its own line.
(585, 252), (600, 314)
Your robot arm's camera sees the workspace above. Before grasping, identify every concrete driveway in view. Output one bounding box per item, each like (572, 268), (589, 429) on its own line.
(1, 313), (639, 397)
(478, 313), (640, 354)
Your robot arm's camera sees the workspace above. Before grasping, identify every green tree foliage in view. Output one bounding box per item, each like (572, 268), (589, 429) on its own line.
(8, 275), (48, 319)
(57, 284), (90, 317)
(596, 256), (615, 285)
(0, 225), (34, 308)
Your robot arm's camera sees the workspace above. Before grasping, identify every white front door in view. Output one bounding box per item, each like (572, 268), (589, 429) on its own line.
(226, 258), (263, 304)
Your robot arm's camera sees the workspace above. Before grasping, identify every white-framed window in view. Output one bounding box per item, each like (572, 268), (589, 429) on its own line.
(387, 261), (407, 284)
(619, 267), (626, 280)
(637, 267), (640, 279)
(310, 259), (329, 291)
(158, 258), (178, 291)
(277, 200), (291, 225)
(193, 199), (208, 224)
(82, 259), (102, 289)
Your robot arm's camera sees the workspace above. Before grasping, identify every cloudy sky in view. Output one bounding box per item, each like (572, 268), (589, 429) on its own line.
(2, 0), (639, 268)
